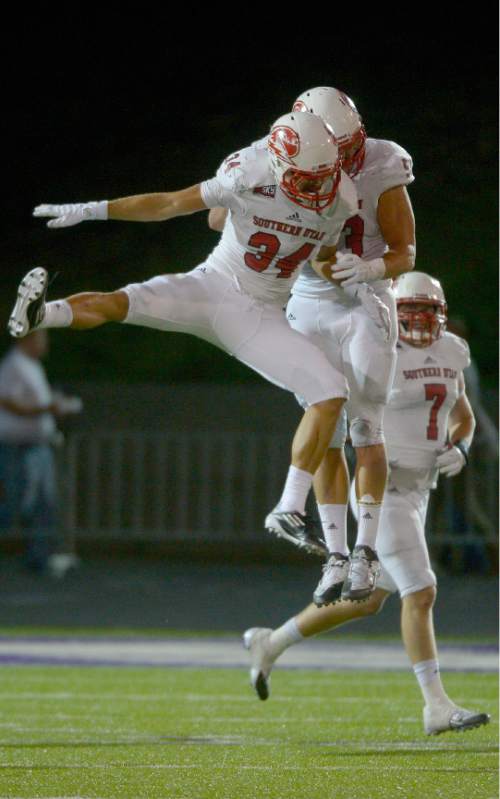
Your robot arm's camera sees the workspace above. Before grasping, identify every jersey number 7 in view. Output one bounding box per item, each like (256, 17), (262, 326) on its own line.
(425, 383), (447, 440)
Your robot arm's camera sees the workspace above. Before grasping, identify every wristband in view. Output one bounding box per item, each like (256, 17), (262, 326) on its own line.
(82, 201), (108, 221)
(94, 200), (108, 220)
(366, 258), (386, 279)
(454, 440), (470, 464)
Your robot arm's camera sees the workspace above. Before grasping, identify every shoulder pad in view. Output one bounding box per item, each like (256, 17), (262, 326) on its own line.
(441, 332), (471, 370)
(216, 142), (271, 194)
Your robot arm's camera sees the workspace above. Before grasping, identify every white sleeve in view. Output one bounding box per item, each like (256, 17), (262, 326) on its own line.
(200, 177), (239, 211)
(200, 153), (249, 212)
(378, 144), (415, 195)
(453, 335), (471, 371)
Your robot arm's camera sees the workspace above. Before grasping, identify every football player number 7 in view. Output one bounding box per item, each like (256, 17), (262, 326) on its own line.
(425, 384), (447, 440)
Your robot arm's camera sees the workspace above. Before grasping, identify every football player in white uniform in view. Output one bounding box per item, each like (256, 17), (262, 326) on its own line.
(9, 112), (362, 552)
(243, 273), (491, 736)
(210, 87), (416, 600)
(287, 87), (416, 602)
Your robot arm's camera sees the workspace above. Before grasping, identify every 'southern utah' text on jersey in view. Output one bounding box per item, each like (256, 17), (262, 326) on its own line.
(200, 143), (357, 305)
(384, 332), (470, 477)
(292, 138), (414, 302)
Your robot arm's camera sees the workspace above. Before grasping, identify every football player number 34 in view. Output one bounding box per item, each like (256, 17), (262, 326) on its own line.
(244, 233), (315, 278)
(425, 384), (447, 440)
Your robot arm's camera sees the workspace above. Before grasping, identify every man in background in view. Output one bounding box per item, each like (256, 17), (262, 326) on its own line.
(0, 330), (82, 574)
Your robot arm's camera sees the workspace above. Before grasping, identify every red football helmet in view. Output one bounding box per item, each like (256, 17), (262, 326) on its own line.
(393, 272), (447, 347)
(268, 111), (341, 212)
(293, 87), (367, 177)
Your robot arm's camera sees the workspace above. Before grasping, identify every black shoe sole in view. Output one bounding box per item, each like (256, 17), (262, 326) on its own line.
(254, 671), (269, 701)
(313, 584), (344, 607)
(265, 526), (328, 558)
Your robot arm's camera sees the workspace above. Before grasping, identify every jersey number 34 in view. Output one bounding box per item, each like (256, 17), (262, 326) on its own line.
(244, 233), (315, 279)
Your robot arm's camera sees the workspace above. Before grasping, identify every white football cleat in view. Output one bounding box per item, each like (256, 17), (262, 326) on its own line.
(424, 702), (491, 735)
(8, 267), (48, 338)
(242, 627), (275, 701)
(313, 552), (350, 606)
(341, 545), (380, 601)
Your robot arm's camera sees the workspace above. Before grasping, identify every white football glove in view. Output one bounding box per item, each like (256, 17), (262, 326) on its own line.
(331, 253), (386, 286)
(435, 444), (467, 477)
(33, 201), (108, 228)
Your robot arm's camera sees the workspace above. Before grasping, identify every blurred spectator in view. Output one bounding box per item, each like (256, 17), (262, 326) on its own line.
(0, 330), (82, 574)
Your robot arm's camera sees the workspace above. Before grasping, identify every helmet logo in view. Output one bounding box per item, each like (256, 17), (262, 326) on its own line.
(270, 126), (301, 160)
(292, 100), (307, 112)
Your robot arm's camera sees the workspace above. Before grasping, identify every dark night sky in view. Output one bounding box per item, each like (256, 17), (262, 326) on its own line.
(3, 16), (498, 384)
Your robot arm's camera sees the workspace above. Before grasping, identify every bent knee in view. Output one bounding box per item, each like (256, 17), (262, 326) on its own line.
(349, 414), (385, 448)
(403, 585), (437, 613)
(312, 396), (345, 418)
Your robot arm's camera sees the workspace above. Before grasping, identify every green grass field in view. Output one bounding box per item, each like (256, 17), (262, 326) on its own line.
(0, 664), (496, 799)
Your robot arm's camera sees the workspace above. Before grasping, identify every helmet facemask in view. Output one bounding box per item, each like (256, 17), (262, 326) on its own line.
(338, 125), (367, 177)
(397, 300), (447, 347)
(280, 163), (341, 212)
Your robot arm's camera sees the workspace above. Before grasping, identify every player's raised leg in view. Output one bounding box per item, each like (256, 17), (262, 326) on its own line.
(243, 589), (389, 700)
(9, 267), (129, 337)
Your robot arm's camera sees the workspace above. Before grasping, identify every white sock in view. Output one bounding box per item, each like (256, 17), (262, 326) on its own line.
(276, 465), (313, 514)
(38, 300), (73, 329)
(413, 659), (450, 706)
(355, 495), (382, 550)
(318, 503), (349, 555)
(268, 617), (304, 659)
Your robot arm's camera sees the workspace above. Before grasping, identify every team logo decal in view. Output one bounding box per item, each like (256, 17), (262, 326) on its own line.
(269, 126), (301, 160)
(253, 185), (276, 198)
(292, 100), (307, 112)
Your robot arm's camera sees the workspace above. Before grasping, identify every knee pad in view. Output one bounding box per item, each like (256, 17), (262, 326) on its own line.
(349, 410), (385, 448)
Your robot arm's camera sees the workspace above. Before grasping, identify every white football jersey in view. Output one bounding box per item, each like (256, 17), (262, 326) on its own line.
(384, 332), (470, 472)
(292, 138), (414, 303)
(200, 143), (358, 305)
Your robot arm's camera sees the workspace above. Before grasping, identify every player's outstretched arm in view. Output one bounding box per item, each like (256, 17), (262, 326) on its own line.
(33, 184), (207, 228)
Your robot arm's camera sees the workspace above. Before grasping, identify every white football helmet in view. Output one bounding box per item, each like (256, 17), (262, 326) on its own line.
(293, 87), (367, 177)
(268, 111), (341, 212)
(393, 271), (447, 347)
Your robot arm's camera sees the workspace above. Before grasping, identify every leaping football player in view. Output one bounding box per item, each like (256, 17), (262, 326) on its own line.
(11, 111), (365, 593)
(210, 87), (416, 601)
